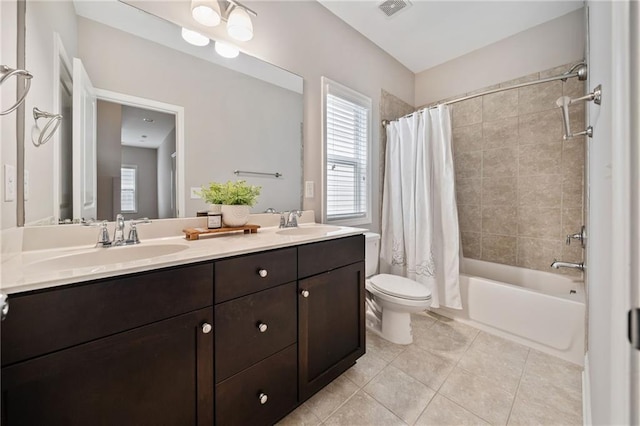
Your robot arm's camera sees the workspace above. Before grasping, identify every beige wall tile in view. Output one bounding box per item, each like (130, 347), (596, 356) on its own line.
(461, 231), (481, 259)
(457, 205), (481, 233)
(518, 80), (563, 115)
(499, 72), (539, 87)
(539, 64), (573, 78)
(481, 234), (517, 264)
(519, 143), (562, 176)
(456, 178), (481, 205)
(562, 179), (583, 209)
(568, 102), (586, 134)
(483, 177), (517, 206)
(482, 147), (517, 178)
(453, 123), (482, 153)
(564, 75), (586, 99)
(518, 207), (561, 239)
(518, 174), (562, 207)
(519, 109), (564, 145)
(562, 208), (583, 237)
(562, 138), (585, 180)
(455, 151), (482, 179)
(517, 237), (563, 272)
(466, 84), (500, 96)
(452, 97), (482, 128)
(483, 116), (518, 150)
(482, 89), (518, 122)
(482, 205), (517, 235)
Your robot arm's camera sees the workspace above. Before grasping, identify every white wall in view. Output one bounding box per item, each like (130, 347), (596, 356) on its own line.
(240, 1), (415, 231)
(585, 2), (632, 424)
(414, 9), (585, 107)
(1, 0), (18, 230)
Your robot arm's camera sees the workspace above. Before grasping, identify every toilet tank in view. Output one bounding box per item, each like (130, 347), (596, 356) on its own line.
(364, 232), (380, 277)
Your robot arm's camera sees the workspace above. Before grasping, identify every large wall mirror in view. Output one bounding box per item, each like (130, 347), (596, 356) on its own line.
(21, 0), (303, 226)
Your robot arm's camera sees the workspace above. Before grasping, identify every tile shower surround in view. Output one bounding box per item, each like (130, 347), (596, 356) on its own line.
(278, 312), (583, 425)
(447, 63), (584, 275)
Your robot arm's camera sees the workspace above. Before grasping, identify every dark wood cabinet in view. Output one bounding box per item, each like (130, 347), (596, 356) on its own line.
(1, 308), (214, 426)
(298, 235), (366, 402)
(1, 234), (366, 425)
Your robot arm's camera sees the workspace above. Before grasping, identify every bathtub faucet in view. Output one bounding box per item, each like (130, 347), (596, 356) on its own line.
(550, 260), (584, 272)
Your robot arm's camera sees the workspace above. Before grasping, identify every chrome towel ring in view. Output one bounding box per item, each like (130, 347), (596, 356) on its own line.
(0, 65), (33, 116)
(32, 107), (63, 147)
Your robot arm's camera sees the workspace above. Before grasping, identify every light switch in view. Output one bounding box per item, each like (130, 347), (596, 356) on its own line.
(190, 187), (202, 199)
(4, 164), (16, 202)
(305, 181), (314, 198)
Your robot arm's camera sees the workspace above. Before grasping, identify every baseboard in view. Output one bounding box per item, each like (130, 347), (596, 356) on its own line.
(582, 352), (592, 425)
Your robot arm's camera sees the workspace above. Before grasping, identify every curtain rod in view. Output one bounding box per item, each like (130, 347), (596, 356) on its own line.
(382, 62), (587, 128)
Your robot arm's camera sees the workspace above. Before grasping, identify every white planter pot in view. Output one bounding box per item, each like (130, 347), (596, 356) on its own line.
(221, 205), (250, 227)
(208, 204), (222, 213)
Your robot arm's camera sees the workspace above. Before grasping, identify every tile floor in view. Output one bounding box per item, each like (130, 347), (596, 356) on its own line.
(278, 312), (583, 426)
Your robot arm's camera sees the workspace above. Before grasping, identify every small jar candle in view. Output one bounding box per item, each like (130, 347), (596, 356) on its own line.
(207, 212), (222, 229)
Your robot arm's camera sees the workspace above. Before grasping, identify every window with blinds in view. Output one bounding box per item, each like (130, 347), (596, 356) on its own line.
(322, 77), (371, 224)
(121, 166), (137, 213)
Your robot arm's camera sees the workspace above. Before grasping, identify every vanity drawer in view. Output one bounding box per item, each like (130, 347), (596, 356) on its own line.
(1, 263), (213, 366)
(215, 282), (297, 382)
(298, 235), (365, 278)
(215, 344), (297, 426)
(215, 247), (296, 303)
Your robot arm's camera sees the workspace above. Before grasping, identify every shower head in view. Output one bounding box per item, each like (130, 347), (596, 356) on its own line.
(556, 96), (572, 140)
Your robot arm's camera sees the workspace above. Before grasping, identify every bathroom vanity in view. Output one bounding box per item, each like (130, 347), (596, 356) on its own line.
(0, 229), (365, 425)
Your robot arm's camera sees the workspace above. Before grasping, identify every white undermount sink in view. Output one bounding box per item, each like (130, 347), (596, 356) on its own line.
(276, 225), (341, 236)
(28, 243), (190, 271)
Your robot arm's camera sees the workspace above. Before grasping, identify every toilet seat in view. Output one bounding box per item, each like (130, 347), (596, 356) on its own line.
(369, 274), (431, 301)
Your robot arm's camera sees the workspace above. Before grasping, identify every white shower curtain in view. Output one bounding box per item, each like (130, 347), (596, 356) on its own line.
(380, 105), (461, 309)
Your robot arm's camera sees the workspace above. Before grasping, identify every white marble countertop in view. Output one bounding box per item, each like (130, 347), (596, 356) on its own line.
(1, 223), (366, 295)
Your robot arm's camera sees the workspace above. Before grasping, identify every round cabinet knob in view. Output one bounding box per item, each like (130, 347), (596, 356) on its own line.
(258, 393), (268, 405)
(201, 323), (212, 334)
(257, 322), (268, 333)
(258, 269), (268, 278)
(301, 290), (309, 298)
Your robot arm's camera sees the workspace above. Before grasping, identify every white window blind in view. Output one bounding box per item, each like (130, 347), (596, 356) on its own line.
(121, 166), (137, 213)
(323, 78), (371, 224)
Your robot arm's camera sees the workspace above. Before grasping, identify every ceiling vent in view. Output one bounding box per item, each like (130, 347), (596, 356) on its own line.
(378, 0), (412, 18)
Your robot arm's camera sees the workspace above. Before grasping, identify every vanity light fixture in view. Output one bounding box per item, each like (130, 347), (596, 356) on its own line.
(181, 27), (210, 47)
(190, 0), (256, 43)
(226, 6), (253, 41)
(215, 41), (240, 58)
(191, 0), (221, 27)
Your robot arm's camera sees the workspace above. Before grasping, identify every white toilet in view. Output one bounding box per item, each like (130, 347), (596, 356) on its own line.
(365, 232), (432, 345)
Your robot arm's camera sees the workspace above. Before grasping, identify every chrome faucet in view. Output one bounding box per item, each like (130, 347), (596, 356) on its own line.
(280, 210), (302, 228)
(550, 260), (584, 272)
(112, 214), (127, 246)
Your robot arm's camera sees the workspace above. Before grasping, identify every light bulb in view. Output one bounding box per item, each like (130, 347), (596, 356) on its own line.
(215, 41), (240, 59)
(227, 7), (253, 41)
(191, 0), (221, 27)
(181, 28), (210, 47)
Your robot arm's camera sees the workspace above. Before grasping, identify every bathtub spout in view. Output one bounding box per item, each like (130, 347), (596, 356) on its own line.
(550, 260), (584, 272)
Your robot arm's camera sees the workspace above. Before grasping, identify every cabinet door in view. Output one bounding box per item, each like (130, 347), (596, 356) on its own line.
(1, 308), (214, 426)
(298, 262), (365, 401)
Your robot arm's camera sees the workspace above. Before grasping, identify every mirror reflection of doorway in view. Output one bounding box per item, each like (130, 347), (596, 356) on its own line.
(96, 101), (176, 221)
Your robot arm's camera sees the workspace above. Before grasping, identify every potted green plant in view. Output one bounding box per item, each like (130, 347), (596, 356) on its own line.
(199, 180), (261, 227)
(198, 182), (226, 213)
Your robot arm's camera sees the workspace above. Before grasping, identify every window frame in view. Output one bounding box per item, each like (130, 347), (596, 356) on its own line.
(120, 164), (138, 214)
(321, 76), (372, 226)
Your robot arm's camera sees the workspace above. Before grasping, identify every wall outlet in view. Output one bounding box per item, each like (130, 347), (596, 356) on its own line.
(4, 164), (16, 202)
(24, 170), (29, 201)
(190, 187), (202, 199)
(305, 181), (314, 198)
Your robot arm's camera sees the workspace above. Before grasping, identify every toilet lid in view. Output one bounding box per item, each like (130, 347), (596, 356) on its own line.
(369, 274), (432, 301)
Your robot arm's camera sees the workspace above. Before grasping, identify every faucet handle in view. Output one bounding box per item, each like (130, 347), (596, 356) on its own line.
(566, 226), (586, 248)
(82, 220), (111, 247)
(127, 218), (151, 244)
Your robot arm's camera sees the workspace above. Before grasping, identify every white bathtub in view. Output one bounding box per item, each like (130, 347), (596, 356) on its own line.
(431, 258), (585, 366)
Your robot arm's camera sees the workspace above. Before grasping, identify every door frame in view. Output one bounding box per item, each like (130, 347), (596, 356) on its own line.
(93, 89), (185, 218)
